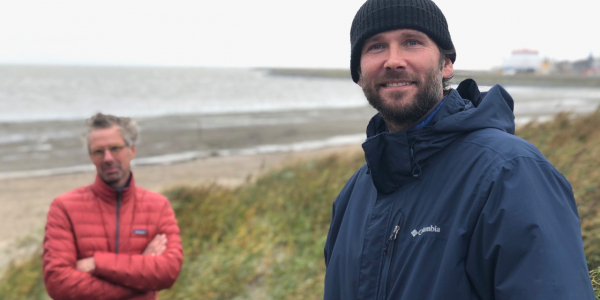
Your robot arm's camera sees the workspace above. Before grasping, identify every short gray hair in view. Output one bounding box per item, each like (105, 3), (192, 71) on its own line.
(84, 113), (139, 149)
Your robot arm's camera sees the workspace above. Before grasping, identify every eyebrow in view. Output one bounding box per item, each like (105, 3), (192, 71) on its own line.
(364, 35), (385, 45)
(402, 32), (428, 39)
(364, 31), (428, 45)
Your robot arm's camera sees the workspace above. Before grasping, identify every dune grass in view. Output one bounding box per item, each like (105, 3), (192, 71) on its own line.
(159, 152), (363, 299)
(1, 111), (600, 299)
(518, 111), (600, 271)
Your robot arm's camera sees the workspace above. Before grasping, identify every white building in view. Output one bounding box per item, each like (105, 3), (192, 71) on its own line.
(502, 49), (542, 74)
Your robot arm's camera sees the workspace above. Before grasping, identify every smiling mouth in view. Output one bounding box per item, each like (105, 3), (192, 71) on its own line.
(382, 82), (414, 87)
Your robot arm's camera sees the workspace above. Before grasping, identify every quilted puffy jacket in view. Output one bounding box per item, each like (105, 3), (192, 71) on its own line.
(43, 174), (183, 300)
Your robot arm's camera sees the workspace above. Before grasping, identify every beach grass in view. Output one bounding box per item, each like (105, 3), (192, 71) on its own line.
(2, 111), (600, 299)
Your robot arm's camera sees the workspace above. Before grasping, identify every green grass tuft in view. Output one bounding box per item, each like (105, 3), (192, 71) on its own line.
(0, 248), (49, 300)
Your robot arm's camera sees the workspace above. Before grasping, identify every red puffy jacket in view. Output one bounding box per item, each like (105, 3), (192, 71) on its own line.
(43, 174), (183, 300)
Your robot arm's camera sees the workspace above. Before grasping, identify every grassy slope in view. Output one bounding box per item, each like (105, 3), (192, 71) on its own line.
(2, 112), (600, 299)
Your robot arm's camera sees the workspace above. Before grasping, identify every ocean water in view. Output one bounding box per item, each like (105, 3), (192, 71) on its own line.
(1, 65), (599, 178)
(0, 66), (366, 122)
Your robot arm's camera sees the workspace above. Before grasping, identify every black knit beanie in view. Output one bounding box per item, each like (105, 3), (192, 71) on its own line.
(350, 0), (455, 83)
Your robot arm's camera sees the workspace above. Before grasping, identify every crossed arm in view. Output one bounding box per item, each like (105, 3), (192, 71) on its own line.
(75, 233), (168, 272)
(43, 200), (183, 300)
(91, 202), (183, 291)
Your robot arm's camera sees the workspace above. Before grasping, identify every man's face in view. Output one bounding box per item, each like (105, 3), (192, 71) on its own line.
(358, 29), (453, 131)
(88, 125), (136, 188)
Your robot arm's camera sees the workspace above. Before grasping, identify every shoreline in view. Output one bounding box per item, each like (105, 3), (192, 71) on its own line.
(2, 108), (596, 180)
(265, 67), (600, 87)
(0, 133), (366, 180)
(0, 106), (376, 174)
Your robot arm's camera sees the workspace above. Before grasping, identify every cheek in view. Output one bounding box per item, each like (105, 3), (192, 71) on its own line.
(90, 157), (103, 168)
(359, 57), (381, 78)
(118, 152), (134, 167)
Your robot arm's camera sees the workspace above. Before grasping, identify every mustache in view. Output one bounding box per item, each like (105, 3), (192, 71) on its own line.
(373, 70), (419, 86)
(102, 162), (120, 169)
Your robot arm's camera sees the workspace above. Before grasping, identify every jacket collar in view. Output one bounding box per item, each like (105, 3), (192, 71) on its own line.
(362, 80), (515, 194)
(91, 173), (136, 204)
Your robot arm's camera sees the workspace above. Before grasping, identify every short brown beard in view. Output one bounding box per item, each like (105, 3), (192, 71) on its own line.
(360, 66), (443, 131)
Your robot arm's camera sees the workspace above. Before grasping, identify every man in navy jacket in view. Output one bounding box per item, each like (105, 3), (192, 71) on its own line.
(323, 0), (595, 299)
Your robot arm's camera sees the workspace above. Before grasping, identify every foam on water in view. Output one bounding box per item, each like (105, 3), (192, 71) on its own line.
(0, 134), (366, 179)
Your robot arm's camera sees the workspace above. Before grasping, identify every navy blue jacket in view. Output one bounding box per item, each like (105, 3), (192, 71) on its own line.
(323, 80), (595, 300)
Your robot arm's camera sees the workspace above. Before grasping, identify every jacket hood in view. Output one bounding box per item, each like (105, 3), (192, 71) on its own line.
(362, 79), (515, 193)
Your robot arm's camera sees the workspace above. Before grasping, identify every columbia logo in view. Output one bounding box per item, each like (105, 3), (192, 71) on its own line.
(411, 225), (440, 237)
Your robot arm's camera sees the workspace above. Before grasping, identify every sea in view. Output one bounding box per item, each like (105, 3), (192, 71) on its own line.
(1, 65), (599, 178)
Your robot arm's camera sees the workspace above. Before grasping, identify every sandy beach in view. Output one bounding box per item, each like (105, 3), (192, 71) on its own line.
(0, 143), (363, 270)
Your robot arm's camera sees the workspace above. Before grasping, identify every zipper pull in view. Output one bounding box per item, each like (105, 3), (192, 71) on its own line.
(383, 225), (400, 255)
(392, 225), (400, 239)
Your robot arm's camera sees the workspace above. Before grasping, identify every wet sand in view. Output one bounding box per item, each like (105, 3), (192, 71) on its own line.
(0, 144), (363, 270)
(0, 106), (376, 175)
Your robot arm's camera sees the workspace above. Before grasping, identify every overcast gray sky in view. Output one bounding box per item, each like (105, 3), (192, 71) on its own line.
(1, 0), (598, 70)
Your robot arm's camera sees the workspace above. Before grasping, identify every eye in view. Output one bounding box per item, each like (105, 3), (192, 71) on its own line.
(92, 150), (104, 156)
(364, 43), (385, 53)
(406, 40), (421, 46)
(369, 44), (383, 51)
(110, 146), (124, 153)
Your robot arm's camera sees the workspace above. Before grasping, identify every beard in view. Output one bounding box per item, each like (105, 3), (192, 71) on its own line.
(361, 66), (443, 130)
(100, 161), (126, 185)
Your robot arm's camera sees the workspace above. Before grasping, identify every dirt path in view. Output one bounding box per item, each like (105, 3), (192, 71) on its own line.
(0, 144), (363, 270)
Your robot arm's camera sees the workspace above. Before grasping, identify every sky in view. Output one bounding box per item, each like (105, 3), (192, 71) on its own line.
(0, 0), (599, 70)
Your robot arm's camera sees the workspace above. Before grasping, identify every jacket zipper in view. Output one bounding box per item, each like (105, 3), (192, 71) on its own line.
(377, 217), (403, 300)
(409, 144), (422, 178)
(115, 191), (122, 254)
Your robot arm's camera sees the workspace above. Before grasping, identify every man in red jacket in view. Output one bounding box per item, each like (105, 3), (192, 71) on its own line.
(43, 113), (183, 300)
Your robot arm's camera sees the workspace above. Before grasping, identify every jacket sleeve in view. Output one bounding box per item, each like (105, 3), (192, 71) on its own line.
(93, 199), (183, 291)
(324, 169), (360, 267)
(324, 200), (337, 267)
(465, 157), (595, 300)
(43, 200), (142, 300)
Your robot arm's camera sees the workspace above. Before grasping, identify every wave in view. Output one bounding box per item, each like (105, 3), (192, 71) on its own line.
(0, 134), (366, 179)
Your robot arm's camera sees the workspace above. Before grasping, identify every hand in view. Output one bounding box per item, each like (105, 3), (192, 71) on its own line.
(76, 257), (96, 273)
(143, 233), (167, 256)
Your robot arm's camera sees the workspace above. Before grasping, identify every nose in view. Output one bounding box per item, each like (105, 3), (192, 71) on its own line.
(383, 45), (407, 71)
(103, 149), (115, 162)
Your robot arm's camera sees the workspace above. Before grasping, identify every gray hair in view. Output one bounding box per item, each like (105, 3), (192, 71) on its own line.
(83, 113), (139, 150)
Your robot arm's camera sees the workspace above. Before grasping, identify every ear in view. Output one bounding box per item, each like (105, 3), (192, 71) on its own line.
(356, 67), (363, 87)
(130, 145), (136, 159)
(442, 57), (453, 79)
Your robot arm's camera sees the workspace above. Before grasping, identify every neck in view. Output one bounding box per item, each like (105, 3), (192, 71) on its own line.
(385, 121), (413, 133)
(108, 172), (131, 190)
(386, 93), (446, 133)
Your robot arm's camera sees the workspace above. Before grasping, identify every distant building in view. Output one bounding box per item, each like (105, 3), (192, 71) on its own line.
(502, 49), (542, 74)
(580, 53), (600, 76)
